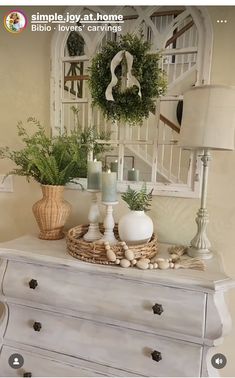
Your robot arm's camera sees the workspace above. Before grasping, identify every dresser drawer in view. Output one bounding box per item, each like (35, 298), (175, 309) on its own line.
(3, 261), (206, 339)
(5, 304), (202, 377)
(0, 345), (106, 377)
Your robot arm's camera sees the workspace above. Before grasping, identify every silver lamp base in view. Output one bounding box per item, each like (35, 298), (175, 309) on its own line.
(187, 246), (213, 260)
(187, 150), (213, 260)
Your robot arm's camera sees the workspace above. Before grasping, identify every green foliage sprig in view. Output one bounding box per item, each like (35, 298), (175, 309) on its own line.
(121, 184), (153, 211)
(89, 34), (167, 126)
(71, 106), (112, 177)
(0, 118), (84, 186)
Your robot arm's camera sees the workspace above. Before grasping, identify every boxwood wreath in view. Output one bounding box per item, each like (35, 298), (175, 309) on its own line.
(88, 34), (167, 126)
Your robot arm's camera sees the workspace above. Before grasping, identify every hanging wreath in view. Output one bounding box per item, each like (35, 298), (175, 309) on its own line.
(88, 34), (167, 126)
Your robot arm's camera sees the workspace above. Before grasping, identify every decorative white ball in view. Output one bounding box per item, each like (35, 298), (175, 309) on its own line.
(106, 249), (116, 262)
(153, 263), (158, 269)
(124, 249), (135, 261)
(136, 259), (149, 270)
(155, 258), (165, 263)
(115, 259), (120, 265)
(158, 260), (170, 270)
(120, 259), (131, 268)
(149, 263), (154, 270)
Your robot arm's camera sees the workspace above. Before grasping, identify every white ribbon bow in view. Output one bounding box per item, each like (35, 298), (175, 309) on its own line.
(105, 50), (142, 102)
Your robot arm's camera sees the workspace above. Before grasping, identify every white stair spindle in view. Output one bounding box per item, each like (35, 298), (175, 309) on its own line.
(177, 148), (182, 182)
(169, 144), (173, 180)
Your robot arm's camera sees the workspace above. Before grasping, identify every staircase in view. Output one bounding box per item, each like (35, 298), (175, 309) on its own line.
(124, 108), (182, 184)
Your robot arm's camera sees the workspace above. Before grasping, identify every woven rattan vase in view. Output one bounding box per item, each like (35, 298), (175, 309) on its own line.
(33, 185), (72, 240)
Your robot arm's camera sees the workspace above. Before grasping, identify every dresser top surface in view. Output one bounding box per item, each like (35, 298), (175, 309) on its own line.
(0, 235), (233, 292)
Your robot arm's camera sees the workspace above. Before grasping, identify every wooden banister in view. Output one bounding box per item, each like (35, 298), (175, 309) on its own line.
(165, 20), (194, 48)
(160, 114), (180, 133)
(64, 75), (89, 82)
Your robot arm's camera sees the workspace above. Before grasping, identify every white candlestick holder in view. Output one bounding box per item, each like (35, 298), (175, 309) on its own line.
(83, 190), (103, 242)
(99, 201), (118, 245)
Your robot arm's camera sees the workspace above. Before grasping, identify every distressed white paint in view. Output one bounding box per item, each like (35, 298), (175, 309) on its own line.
(0, 236), (233, 292)
(0, 235), (233, 377)
(3, 260), (206, 340)
(0, 345), (106, 377)
(5, 303), (202, 377)
(205, 292), (232, 344)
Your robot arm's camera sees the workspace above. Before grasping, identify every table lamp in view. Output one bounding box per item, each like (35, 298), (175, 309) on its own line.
(179, 85), (235, 259)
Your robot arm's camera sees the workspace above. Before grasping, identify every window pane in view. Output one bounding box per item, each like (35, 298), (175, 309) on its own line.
(63, 60), (89, 100)
(65, 32), (85, 57)
(156, 145), (192, 185)
(100, 145), (119, 172)
(124, 144), (152, 182)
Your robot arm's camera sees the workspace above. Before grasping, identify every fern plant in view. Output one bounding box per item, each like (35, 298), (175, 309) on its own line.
(121, 184), (153, 211)
(71, 106), (112, 177)
(0, 118), (85, 186)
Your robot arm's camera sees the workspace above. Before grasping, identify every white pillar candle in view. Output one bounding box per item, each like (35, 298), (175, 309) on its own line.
(87, 159), (102, 190)
(102, 169), (117, 202)
(127, 168), (139, 181)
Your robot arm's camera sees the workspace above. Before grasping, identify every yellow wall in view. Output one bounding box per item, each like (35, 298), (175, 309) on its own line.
(0, 6), (235, 376)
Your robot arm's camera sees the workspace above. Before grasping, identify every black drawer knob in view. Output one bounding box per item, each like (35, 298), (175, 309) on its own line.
(33, 322), (42, 332)
(29, 279), (38, 290)
(151, 350), (162, 362)
(23, 373), (32, 377)
(152, 303), (164, 315)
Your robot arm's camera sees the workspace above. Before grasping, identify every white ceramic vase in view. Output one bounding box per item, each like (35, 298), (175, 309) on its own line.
(118, 210), (153, 245)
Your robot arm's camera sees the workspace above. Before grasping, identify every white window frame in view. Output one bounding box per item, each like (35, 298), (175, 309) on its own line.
(50, 6), (213, 198)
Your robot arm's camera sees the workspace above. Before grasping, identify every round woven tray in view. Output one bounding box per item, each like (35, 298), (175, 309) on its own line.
(66, 224), (158, 265)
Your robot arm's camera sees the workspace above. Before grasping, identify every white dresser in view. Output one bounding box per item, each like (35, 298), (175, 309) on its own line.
(0, 235), (233, 377)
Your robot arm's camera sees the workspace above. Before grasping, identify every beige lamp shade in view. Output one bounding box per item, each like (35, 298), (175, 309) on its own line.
(179, 85), (235, 150)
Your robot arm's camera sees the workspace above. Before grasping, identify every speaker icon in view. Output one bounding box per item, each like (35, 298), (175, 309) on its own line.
(211, 353), (227, 369)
